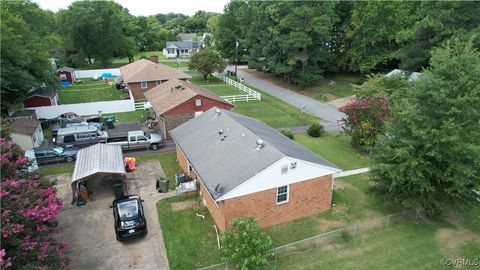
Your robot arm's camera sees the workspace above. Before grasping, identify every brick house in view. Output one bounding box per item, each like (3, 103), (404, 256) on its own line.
(144, 79), (233, 140)
(119, 57), (191, 100)
(170, 108), (341, 230)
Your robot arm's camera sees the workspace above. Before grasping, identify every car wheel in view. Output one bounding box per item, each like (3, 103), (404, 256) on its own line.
(65, 156), (74, 162)
(151, 144), (159, 150)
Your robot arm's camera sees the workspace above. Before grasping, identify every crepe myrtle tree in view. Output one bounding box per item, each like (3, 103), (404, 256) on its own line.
(0, 137), (68, 269)
(221, 216), (274, 269)
(189, 48), (227, 82)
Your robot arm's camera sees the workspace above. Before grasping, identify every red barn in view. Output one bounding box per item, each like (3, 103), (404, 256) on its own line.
(56, 67), (76, 83)
(24, 88), (59, 108)
(144, 79), (234, 140)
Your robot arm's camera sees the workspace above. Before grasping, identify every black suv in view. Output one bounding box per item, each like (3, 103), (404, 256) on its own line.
(33, 146), (78, 164)
(110, 195), (148, 241)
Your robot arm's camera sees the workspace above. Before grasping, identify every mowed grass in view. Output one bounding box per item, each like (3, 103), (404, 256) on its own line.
(190, 75), (319, 127)
(157, 195), (222, 270)
(58, 78), (123, 104)
(295, 133), (372, 170)
(40, 165), (74, 176)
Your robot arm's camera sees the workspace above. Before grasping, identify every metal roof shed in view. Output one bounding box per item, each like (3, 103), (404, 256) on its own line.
(71, 144), (127, 201)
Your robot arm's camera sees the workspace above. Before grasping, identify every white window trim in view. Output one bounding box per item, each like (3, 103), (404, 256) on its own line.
(195, 99), (202, 107)
(141, 81), (148, 89)
(276, 185), (289, 205)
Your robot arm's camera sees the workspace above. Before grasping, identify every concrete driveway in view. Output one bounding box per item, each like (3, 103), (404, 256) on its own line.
(51, 161), (175, 270)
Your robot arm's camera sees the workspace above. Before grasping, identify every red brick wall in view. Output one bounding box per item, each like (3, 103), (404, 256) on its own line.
(198, 180), (227, 231)
(222, 175), (333, 229)
(176, 146), (188, 172)
(164, 95), (234, 116)
(24, 96), (52, 108)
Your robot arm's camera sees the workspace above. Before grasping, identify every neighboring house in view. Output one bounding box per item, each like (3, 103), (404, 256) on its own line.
(24, 87), (59, 108)
(119, 58), (191, 100)
(170, 108), (341, 230)
(385, 69), (422, 82)
(56, 67), (76, 83)
(144, 79), (234, 140)
(10, 119), (44, 150)
(163, 41), (200, 59)
(10, 110), (37, 121)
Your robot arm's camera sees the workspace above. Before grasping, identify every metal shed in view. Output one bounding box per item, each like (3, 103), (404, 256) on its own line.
(71, 144), (127, 201)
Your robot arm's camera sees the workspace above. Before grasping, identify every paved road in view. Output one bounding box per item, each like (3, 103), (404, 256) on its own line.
(230, 66), (344, 131)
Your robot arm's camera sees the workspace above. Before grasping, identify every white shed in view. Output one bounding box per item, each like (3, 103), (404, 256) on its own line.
(10, 119), (44, 150)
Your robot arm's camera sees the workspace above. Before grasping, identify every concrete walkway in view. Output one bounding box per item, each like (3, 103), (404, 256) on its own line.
(335, 167), (370, 178)
(230, 66), (345, 131)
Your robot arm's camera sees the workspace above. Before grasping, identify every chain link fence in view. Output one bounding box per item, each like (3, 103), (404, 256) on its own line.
(197, 211), (416, 270)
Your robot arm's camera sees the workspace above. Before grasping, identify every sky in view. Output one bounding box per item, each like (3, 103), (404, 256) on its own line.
(34, 0), (230, 16)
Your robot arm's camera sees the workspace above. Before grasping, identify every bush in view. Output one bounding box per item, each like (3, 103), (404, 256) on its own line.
(307, 123), (324, 137)
(280, 130), (294, 140)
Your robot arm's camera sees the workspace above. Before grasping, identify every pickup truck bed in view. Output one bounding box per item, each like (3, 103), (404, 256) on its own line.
(108, 122), (142, 138)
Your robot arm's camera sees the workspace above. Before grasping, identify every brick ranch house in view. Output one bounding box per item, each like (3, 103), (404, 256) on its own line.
(170, 108), (341, 230)
(119, 57), (191, 100)
(144, 79), (234, 140)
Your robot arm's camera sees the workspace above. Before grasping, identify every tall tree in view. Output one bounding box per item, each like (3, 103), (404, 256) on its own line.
(396, 1), (480, 71)
(59, 1), (136, 67)
(0, 0), (59, 113)
(370, 37), (480, 217)
(188, 49), (226, 81)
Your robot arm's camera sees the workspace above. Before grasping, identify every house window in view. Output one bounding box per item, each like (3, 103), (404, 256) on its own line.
(141, 81), (148, 89)
(156, 80), (161, 86)
(59, 74), (67, 80)
(276, 185), (289, 204)
(195, 99), (202, 107)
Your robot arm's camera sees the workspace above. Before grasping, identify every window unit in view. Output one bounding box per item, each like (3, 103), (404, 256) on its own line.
(195, 99), (202, 107)
(141, 81), (148, 89)
(276, 185), (289, 204)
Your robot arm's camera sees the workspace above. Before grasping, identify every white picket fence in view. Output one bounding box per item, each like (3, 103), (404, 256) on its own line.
(220, 94), (255, 103)
(31, 90), (135, 119)
(212, 73), (261, 101)
(74, 68), (121, 79)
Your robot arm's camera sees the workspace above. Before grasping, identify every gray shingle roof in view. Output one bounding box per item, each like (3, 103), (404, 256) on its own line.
(166, 41), (199, 50)
(170, 108), (338, 200)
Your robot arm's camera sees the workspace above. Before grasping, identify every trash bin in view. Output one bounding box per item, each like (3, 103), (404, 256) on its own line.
(175, 173), (185, 187)
(105, 119), (114, 129)
(112, 180), (125, 198)
(156, 177), (169, 193)
(39, 118), (50, 129)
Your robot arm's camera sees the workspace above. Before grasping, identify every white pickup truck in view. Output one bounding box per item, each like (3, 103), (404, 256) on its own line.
(105, 130), (163, 150)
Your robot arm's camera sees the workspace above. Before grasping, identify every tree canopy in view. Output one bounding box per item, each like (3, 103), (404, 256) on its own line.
(188, 49), (226, 81)
(370, 37), (480, 217)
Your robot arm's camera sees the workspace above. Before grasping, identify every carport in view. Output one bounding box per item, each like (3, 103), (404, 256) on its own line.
(71, 144), (128, 202)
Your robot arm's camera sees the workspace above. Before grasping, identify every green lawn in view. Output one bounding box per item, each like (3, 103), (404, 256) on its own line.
(157, 195), (222, 270)
(58, 79), (123, 104)
(295, 133), (372, 170)
(190, 75), (319, 127)
(40, 165), (74, 176)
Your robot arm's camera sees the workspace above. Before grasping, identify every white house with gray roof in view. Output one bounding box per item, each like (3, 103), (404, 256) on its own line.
(170, 107), (341, 230)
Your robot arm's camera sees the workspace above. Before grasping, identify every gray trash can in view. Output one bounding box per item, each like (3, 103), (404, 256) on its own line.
(175, 173), (185, 187)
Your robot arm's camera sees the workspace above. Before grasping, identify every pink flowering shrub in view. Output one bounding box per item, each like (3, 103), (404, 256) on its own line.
(1, 137), (68, 269)
(339, 96), (389, 149)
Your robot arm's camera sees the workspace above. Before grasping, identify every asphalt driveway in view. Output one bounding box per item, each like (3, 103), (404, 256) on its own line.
(229, 65), (345, 131)
(51, 161), (175, 270)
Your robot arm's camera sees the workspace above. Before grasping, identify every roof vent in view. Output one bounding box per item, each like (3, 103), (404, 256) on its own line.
(256, 139), (264, 150)
(214, 109), (221, 117)
(218, 129), (223, 135)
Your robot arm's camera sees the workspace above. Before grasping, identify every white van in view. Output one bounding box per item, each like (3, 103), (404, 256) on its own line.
(53, 126), (108, 146)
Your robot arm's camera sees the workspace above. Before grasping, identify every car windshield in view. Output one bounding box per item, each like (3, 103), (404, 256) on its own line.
(53, 147), (64, 154)
(117, 200), (139, 221)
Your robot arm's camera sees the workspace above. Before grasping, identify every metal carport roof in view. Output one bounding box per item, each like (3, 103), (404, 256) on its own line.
(72, 143), (125, 183)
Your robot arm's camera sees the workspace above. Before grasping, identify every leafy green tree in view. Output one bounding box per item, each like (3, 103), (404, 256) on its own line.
(221, 216), (273, 269)
(396, 1), (480, 71)
(370, 37), (480, 217)
(188, 49), (226, 81)
(346, 2), (417, 72)
(0, 0), (58, 113)
(59, 1), (136, 67)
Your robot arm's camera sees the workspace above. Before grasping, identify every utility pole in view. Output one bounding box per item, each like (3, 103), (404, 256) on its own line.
(235, 39), (239, 79)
